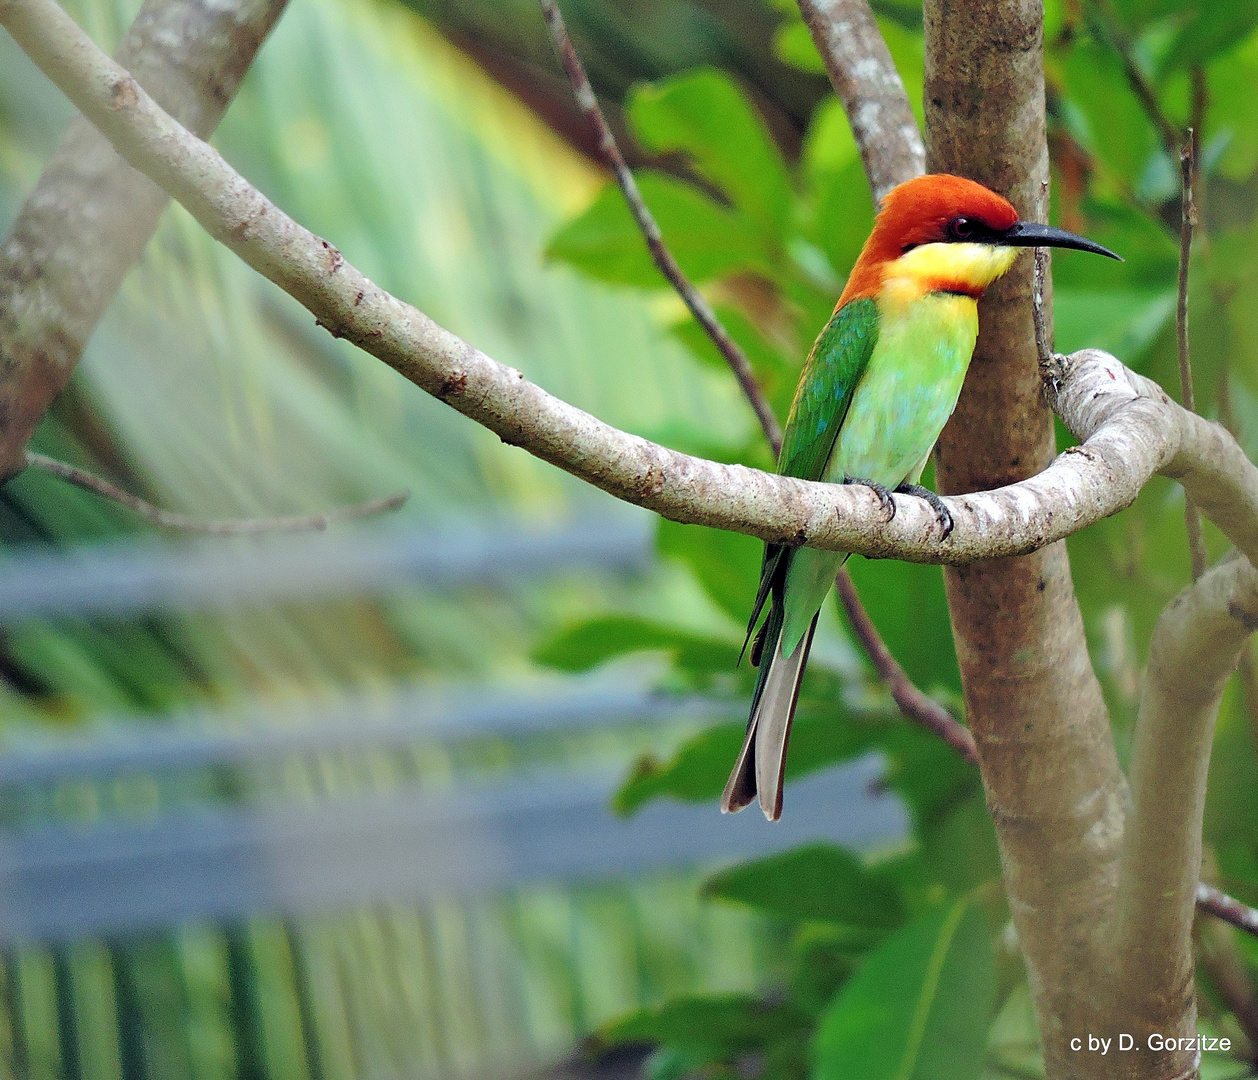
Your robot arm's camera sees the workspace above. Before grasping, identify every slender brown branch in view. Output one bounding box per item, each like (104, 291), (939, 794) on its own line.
(1179, 128), (1208, 581)
(1190, 66), (1208, 242)
(1198, 883), (1258, 939)
(834, 570), (978, 762)
(1197, 908), (1258, 1061)
(536, 0), (782, 452)
(25, 452), (407, 533)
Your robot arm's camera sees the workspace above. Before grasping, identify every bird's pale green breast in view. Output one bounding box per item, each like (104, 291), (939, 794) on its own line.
(820, 291), (978, 488)
(776, 291), (979, 655)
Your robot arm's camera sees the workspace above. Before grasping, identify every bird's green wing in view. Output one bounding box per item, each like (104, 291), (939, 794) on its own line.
(777, 296), (880, 482)
(744, 297), (879, 643)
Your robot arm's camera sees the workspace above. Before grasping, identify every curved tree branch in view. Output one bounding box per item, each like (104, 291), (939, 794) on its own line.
(795, 0), (925, 201)
(1112, 551), (1258, 1077)
(0, 0), (288, 479)
(5, 0), (1258, 570)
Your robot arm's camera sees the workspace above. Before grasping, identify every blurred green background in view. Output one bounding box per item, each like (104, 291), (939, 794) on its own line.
(2, 0), (1258, 1077)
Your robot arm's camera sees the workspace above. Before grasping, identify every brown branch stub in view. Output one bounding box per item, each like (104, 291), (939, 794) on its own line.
(1032, 245), (1052, 364)
(795, 0), (924, 200)
(25, 452), (407, 533)
(536, 0), (782, 453)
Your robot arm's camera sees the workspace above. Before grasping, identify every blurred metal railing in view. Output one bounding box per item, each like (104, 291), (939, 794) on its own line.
(0, 514), (655, 619)
(0, 518), (909, 1079)
(0, 757), (900, 941)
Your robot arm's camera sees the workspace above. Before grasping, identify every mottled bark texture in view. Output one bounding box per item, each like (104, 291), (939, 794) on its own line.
(0, 0), (287, 478)
(924, 1), (1130, 1076)
(796, 0), (924, 201)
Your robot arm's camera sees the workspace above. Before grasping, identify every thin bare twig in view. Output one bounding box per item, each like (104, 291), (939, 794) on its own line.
(1190, 66), (1208, 246)
(25, 452), (408, 533)
(1197, 906), (1258, 1061)
(536, 0), (782, 452)
(1032, 246), (1052, 364)
(834, 570), (978, 762)
(1198, 883), (1258, 939)
(1179, 128), (1208, 581)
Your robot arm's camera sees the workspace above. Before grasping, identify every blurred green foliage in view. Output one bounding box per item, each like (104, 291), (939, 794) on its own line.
(534, 0), (1258, 1076)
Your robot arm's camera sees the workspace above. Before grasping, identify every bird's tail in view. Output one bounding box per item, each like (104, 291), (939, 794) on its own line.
(720, 602), (818, 821)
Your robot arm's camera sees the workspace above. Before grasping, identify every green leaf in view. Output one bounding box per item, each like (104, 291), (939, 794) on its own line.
(657, 519), (763, 624)
(1059, 41), (1159, 188)
(1053, 288), (1175, 364)
(813, 898), (995, 1080)
(627, 69), (793, 243)
(881, 723), (979, 831)
(802, 98), (860, 193)
(1158, 0), (1258, 75)
(531, 615), (739, 673)
(1207, 36), (1258, 180)
(704, 844), (905, 928)
(546, 171), (769, 287)
(615, 704), (884, 815)
(615, 721), (748, 814)
(774, 20), (827, 74)
(602, 993), (810, 1054)
(814, 159), (877, 281)
(843, 556), (960, 695)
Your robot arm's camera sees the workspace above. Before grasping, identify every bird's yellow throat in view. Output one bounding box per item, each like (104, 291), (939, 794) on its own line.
(881, 242), (1020, 305)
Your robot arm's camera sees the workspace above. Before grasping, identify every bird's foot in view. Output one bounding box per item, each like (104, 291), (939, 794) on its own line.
(895, 483), (954, 539)
(844, 475), (896, 522)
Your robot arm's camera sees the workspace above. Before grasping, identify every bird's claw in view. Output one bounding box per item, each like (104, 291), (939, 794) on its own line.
(895, 483), (954, 539)
(844, 475), (896, 522)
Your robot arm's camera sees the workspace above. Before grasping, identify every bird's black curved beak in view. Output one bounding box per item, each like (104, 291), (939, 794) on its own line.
(1000, 220), (1123, 261)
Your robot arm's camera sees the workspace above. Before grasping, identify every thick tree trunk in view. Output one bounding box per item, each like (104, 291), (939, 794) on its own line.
(924, 1), (1130, 1075)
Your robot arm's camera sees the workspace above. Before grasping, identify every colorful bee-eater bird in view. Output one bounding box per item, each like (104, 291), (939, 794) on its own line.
(722, 173), (1120, 821)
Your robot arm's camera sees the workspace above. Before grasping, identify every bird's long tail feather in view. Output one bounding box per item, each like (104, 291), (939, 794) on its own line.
(720, 606), (818, 821)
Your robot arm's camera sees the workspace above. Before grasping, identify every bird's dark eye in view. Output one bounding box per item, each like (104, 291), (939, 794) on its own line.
(949, 216), (975, 240)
